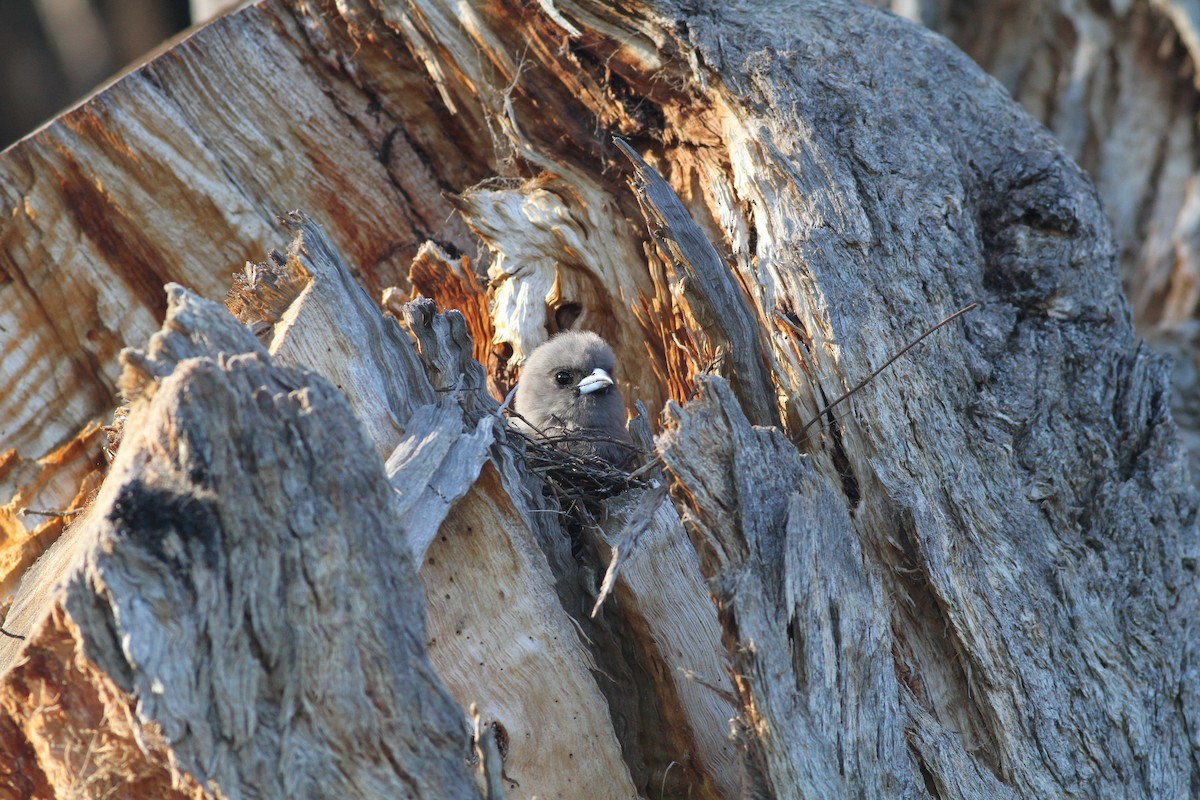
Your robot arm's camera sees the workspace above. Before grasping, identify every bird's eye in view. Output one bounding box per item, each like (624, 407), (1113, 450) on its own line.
(554, 370), (572, 386)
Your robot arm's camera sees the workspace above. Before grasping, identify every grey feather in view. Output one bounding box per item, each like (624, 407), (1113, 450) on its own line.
(513, 331), (634, 467)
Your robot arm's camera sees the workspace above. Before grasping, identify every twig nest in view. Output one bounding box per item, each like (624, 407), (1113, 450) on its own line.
(504, 424), (649, 504)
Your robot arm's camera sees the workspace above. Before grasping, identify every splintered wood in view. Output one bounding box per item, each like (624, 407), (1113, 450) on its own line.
(0, 607), (210, 800)
(2, 285), (479, 798)
(1, 0), (1197, 799)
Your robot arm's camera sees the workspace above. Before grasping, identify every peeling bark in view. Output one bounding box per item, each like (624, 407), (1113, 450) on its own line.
(0, 1), (1196, 798)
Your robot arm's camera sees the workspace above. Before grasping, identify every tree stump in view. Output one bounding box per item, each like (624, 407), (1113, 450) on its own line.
(0, 1), (1195, 798)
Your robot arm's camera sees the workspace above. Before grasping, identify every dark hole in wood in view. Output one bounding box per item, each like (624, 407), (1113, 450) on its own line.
(494, 340), (513, 368)
(553, 302), (582, 333)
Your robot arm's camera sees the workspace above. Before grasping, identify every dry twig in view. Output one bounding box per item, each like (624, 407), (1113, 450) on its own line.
(800, 302), (978, 439)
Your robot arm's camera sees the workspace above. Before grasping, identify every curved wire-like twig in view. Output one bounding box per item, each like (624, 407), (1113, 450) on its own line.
(800, 302), (979, 439)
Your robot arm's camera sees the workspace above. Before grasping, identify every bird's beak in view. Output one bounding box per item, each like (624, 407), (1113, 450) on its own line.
(577, 367), (615, 396)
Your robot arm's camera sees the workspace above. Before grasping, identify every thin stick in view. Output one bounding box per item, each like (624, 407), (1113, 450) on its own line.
(800, 302), (978, 438)
(20, 507), (84, 518)
(498, 383), (519, 415)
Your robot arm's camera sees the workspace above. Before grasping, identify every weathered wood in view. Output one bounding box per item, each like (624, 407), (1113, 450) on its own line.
(660, 375), (920, 798)
(592, 486), (741, 798)
(873, 0), (1200, 487)
(405, 243), (498, 395)
(0, 0), (1195, 798)
(651, 5), (1198, 797)
(0, 0), (490, 593)
(420, 462), (639, 798)
(878, 0), (1200, 332)
(229, 212), (438, 456)
(227, 218), (643, 798)
(1, 288), (477, 799)
(0, 606), (212, 800)
(0, 425), (106, 598)
(385, 400), (494, 561)
(615, 137), (779, 429)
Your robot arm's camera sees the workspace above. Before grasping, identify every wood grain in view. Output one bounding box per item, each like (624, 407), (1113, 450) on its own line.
(0, 0), (1194, 797)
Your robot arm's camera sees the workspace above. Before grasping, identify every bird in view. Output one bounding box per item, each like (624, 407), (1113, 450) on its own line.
(513, 331), (634, 467)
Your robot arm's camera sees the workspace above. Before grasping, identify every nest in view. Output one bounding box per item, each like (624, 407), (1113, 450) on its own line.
(504, 424), (653, 509)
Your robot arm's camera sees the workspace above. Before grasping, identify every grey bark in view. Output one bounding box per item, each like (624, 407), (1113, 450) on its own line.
(882, 0), (1200, 328)
(0, 1), (1196, 799)
(654, 2), (1200, 797)
(14, 287), (479, 798)
(871, 0), (1200, 481)
(659, 376), (922, 798)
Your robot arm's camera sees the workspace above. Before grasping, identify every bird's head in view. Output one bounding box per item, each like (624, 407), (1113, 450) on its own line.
(514, 330), (627, 434)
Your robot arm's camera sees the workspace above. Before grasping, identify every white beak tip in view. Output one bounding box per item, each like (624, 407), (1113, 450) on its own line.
(577, 367), (615, 395)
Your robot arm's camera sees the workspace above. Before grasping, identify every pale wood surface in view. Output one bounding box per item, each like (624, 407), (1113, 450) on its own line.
(0, 0), (1195, 798)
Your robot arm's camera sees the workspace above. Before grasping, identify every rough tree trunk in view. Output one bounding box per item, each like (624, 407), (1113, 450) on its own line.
(0, 1), (1195, 799)
(871, 0), (1200, 483)
(875, 0), (1200, 331)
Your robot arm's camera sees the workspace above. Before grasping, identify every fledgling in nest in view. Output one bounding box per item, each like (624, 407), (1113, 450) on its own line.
(506, 331), (650, 507)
